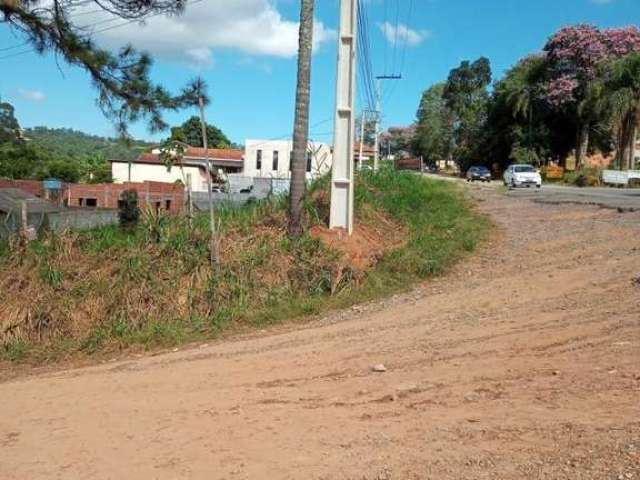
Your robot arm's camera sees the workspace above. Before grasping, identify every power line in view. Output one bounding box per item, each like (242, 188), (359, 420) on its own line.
(382, 0), (388, 76)
(0, 41), (30, 52)
(356, 0), (376, 113)
(383, 0), (414, 105)
(0, 48), (35, 60)
(356, 1), (373, 110)
(391, 0), (401, 75)
(247, 118), (334, 150)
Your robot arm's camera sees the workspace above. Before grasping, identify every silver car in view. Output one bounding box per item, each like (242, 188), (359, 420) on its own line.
(503, 164), (542, 188)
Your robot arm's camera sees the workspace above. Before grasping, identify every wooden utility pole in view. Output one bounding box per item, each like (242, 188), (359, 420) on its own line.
(199, 95), (219, 266)
(329, 0), (357, 234)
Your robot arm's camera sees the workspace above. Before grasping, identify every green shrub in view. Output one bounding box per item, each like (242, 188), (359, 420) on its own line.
(118, 189), (140, 228)
(564, 167), (601, 187)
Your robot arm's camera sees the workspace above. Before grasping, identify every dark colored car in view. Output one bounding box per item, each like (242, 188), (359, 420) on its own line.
(466, 166), (492, 182)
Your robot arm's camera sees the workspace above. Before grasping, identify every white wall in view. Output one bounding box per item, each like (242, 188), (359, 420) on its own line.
(111, 163), (210, 191)
(244, 139), (332, 180)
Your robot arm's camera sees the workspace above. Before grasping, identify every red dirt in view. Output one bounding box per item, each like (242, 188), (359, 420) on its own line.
(1, 189), (639, 479)
(310, 209), (405, 272)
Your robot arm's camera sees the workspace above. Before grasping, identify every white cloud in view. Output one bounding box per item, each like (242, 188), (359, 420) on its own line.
(378, 22), (430, 47)
(78, 0), (335, 68)
(18, 88), (46, 101)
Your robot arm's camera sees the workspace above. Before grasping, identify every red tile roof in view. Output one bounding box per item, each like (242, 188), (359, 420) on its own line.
(111, 147), (244, 165)
(136, 153), (163, 164)
(354, 143), (376, 155)
(185, 147), (243, 161)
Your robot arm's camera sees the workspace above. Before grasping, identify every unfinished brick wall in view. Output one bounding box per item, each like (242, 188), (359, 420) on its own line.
(62, 181), (184, 213)
(0, 179), (45, 197)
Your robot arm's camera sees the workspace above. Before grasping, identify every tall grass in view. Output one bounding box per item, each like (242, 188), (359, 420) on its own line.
(0, 169), (488, 364)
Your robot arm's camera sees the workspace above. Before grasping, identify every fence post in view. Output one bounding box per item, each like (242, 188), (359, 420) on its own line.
(20, 201), (27, 234)
(186, 173), (193, 223)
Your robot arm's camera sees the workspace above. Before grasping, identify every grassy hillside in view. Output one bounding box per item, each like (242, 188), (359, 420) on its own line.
(24, 126), (153, 161)
(0, 169), (489, 365)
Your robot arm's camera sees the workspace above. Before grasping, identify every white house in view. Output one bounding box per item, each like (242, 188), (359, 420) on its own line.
(243, 139), (332, 180)
(110, 147), (243, 192)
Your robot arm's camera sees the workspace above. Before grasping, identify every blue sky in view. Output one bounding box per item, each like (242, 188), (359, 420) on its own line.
(0, 0), (638, 145)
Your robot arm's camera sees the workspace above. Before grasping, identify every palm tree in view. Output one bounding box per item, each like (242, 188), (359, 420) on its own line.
(603, 52), (640, 170)
(288, 0), (315, 237)
(502, 56), (546, 162)
(181, 77), (219, 265)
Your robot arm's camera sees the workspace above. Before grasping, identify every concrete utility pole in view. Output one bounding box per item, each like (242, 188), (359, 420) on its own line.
(329, 0), (357, 234)
(373, 74), (401, 170)
(373, 79), (380, 171)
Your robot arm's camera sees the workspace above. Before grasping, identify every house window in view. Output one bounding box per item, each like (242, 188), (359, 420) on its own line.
(273, 151), (279, 171)
(306, 151), (312, 172)
(165, 199), (172, 210)
(85, 198), (97, 208)
(256, 149), (262, 170)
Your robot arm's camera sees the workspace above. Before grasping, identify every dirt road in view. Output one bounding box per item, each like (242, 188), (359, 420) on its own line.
(2, 189), (639, 479)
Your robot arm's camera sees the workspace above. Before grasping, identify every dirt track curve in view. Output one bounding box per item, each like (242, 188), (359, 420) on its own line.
(2, 187), (639, 479)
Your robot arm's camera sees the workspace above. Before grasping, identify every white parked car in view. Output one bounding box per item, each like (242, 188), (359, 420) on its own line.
(503, 164), (542, 189)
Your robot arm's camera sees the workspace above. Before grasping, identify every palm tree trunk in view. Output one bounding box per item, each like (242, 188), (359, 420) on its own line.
(288, 0), (314, 237)
(628, 121), (637, 170)
(575, 123), (589, 170)
(617, 112), (635, 170)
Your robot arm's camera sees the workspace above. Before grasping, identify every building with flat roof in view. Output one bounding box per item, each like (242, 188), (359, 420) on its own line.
(243, 140), (332, 180)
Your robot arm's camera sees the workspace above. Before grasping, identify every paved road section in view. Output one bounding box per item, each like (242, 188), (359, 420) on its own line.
(510, 183), (640, 211)
(422, 173), (640, 211)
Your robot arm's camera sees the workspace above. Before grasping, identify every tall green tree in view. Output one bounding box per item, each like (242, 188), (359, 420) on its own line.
(0, 97), (21, 144)
(412, 83), (453, 166)
(443, 57), (492, 170)
(1, 1), (192, 135)
(169, 116), (231, 149)
(355, 114), (376, 146)
(542, 25), (640, 168)
(602, 52), (640, 169)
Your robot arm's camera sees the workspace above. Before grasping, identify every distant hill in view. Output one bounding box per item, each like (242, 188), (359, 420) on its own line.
(23, 127), (154, 161)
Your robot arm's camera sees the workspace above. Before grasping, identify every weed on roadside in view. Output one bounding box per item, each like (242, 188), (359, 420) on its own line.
(0, 168), (489, 364)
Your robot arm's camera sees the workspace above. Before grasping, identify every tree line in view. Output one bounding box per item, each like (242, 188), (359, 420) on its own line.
(412, 25), (640, 173)
(0, 97), (236, 184)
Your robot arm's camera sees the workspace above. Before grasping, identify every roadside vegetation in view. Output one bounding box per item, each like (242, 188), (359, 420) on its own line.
(0, 169), (488, 365)
(412, 25), (640, 174)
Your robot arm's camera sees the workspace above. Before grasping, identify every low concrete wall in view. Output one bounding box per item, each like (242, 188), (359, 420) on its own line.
(47, 209), (118, 232)
(192, 177), (292, 210)
(1, 209), (119, 238)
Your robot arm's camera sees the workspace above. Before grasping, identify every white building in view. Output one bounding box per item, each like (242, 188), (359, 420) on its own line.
(110, 147), (243, 192)
(243, 139), (332, 180)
